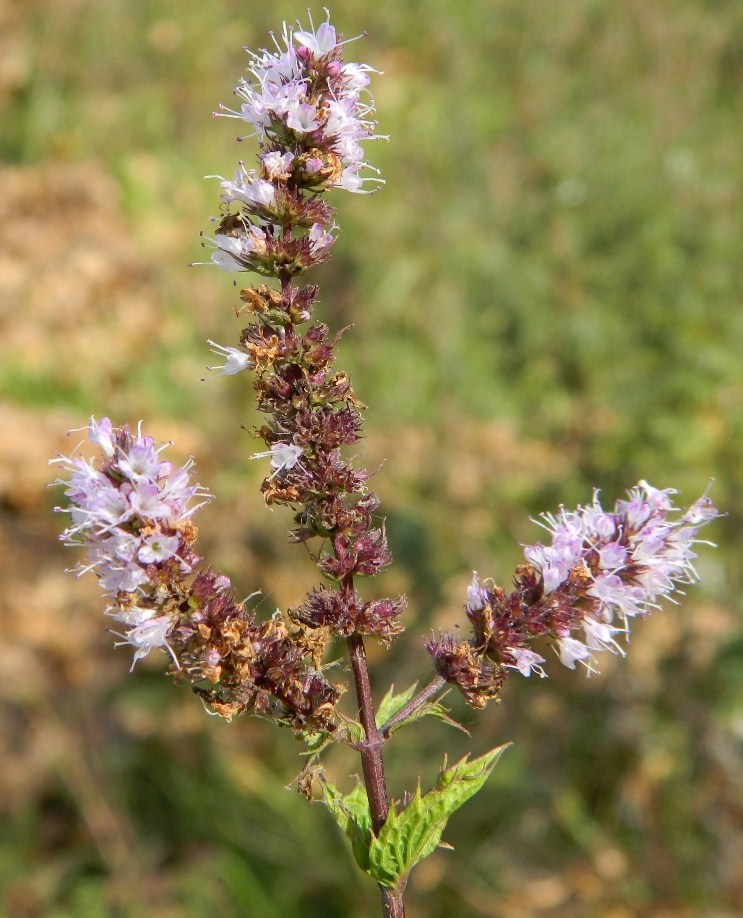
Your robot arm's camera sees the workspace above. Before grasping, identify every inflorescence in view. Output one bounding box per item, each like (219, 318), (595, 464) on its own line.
(427, 482), (718, 707)
(51, 13), (396, 734)
(200, 10), (383, 278)
(51, 13), (719, 734)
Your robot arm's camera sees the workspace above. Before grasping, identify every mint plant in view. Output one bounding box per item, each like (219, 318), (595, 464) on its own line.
(50, 15), (718, 917)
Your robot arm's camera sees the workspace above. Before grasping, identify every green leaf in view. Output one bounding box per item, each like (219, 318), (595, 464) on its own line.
(375, 682), (419, 728)
(337, 715), (365, 745)
(302, 731), (333, 756)
(376, 684), (467, 736)
(368, 744), (510, 888)
(321, 779), (373, 872)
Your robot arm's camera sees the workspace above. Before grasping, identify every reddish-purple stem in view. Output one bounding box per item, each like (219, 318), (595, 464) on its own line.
(346, 631), (389, 832)
(346, 631), (406, 917)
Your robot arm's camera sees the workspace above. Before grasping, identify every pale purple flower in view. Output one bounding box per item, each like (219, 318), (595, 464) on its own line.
(127, 480), (175, 520)
(582, 505), (617, 540)
(590, 574), (647, 621)
(215, 164), (276, 208)
(557, 637), (592, 670)
(286, 102), (320, 135)
(210, 250), (242, 272)
(308, 222), (335, 254)
(542, 564), (567, 595)
(98, 561), (150, 595)
(76, 485), (130, 530)
(87, 416), (116, 458)
(598, 541), (628, 570)
(204, 229), (267, 271)
(507, 647), (547, 678)
(337, 165), (382, 194)
(116, 615), (180, 671)
(262, 151), (294, 180)
(248, 34), (299, 86)
(342, 62), (376, 91)
(117, 438), (168, 482)
(465, 572), (489, 613)
(251, 442), (303, 478)
(159, 463), (207, 517)
(138, 533), (181, 564)
(684, 493), (718, 525)
(294, 18), (338, 57)
(582, 617), (625, 656)
(205, 340), (254, 377)
(107, 604), (158, 627)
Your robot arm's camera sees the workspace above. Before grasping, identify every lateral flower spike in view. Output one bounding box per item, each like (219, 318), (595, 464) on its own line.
(50, 417), (211, 667)
(428, 482), (719, 706)
(50, 418), (340, 732)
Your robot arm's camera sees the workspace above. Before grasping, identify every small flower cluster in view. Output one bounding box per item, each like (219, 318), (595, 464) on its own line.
(291, 586), (405, 646)
(428, 482), (718, 706)
(51, 418), (341, 732)
(221, 13), (380, 192)
(203, 11), (381, 276)
(51, 417), (209, 669)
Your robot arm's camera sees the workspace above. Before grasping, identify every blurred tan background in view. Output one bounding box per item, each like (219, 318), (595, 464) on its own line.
(1, 1), (742, 915)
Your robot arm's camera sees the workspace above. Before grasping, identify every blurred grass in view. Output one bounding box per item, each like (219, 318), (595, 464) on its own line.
(2, 0), (742, 915)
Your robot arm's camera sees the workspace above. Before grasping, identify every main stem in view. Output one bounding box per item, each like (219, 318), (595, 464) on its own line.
(346, 630), (405, 917)
(346, 632), (389, 832)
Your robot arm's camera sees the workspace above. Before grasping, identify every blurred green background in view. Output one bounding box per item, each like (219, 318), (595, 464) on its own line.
(2, 0), (742, 915)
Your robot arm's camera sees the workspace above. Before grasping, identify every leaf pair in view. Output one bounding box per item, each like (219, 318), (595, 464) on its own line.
(322, 744), (509, 890)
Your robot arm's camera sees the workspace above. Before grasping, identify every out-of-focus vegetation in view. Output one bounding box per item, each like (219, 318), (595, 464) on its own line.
(2, 0), (742, 914)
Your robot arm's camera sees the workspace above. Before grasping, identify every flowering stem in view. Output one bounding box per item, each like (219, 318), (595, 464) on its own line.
(379, 675), (447, 739)
(49, 13), (722, 917)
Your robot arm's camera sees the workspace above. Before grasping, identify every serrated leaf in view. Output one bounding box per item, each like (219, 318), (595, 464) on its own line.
(367, 744), (510, 888)
(375, 682), (418, 728)
(321, 779), (373, 871)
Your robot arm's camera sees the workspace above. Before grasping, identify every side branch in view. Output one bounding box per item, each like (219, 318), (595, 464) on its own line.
(380, 675), (447, 739)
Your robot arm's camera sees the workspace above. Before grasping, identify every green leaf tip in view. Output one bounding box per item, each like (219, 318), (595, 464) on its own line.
(375, 682), (419, 728)
(368, 743), (510, 888)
